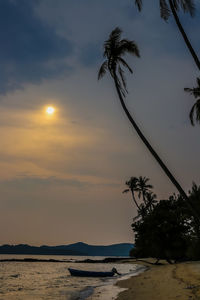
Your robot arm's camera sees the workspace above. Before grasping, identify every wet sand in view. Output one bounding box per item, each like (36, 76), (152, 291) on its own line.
(87, 261), (147, 300)
(116, 260), (200, 300)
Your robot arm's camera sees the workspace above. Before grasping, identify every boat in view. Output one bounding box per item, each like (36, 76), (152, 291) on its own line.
(68, 267), (117, 277)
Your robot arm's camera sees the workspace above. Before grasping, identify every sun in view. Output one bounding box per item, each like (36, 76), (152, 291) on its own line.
(46, 106), (55, 115)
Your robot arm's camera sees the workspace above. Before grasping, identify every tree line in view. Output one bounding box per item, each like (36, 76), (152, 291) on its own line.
(123, 176), (200, 263)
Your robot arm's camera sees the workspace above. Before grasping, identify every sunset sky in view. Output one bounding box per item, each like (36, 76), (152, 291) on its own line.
(1, 0), (200, 246)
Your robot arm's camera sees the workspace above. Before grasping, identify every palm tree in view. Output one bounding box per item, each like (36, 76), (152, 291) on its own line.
(98, 27), (198, 220)
(123, 177), (140, 209)
(184, 77), (200, 125)
(145, 192), (157, 212)
(134, 0), (200, 70)
(136, 176), (153, 204)
(132, 192), (157, 220)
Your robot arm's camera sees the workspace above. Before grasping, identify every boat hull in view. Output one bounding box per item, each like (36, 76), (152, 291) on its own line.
(68, 268), (115, 277)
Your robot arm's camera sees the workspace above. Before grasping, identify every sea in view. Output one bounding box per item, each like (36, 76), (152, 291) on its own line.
(0, 255), (146, 300)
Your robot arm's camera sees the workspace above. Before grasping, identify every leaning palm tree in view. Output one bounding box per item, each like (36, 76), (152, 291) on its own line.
(123, 177), (140, 209)
(134, 0), (200, 70)
(98, 27), (198, 220)
(137, 176), (153, 204)
(184, 77), (200, 125)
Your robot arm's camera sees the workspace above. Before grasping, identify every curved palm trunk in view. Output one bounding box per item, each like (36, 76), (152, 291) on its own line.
(142, 191), (146, 205)
(113, 73), (199, 221)
(168, 0), (200, 71)
(131, 190), (140, 210)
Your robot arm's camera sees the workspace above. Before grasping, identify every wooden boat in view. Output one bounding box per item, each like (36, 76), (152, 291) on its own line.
(68, 267), (116, 277)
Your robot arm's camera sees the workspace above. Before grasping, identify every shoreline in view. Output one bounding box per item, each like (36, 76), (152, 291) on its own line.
(0, 256), (129, 263)
(116, 259), (200, 300)
(86, 262), (147, 300)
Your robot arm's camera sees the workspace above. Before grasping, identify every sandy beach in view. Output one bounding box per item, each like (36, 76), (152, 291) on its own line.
(116, 259), (200, 300)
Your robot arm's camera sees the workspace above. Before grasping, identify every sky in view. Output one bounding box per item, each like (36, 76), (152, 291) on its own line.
(0, 0), (200, 246)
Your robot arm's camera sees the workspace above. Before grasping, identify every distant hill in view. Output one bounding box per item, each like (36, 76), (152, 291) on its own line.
(65, 242), (134, 256)
(0, 242), (133, 256)
(0, 244), (84, 256)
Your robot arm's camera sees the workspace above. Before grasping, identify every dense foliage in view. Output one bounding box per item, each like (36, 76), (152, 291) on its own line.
(125, 178), (200, 263)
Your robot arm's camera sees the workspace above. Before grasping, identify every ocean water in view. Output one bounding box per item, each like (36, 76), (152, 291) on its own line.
(0, 255), (145, 300)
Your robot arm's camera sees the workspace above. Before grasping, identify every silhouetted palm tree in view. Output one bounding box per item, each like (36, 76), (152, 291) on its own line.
(137, 176), (153, 204)
(132, 192), (157, 221)
(123, 177), (140, 209)
(98, 27), (197, 219)
(138, 203), (148, 219)
(134, 0), (200, 70)
(184, 77), (200, 125)
(145, 192), (157, 212)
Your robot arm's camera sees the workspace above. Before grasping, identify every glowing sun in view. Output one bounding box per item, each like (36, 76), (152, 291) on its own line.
(46, 106), (55, 115)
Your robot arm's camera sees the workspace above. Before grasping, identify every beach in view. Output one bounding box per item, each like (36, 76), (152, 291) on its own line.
(116, 260), (200, 300)
(2, 255), (200, 300)
(87, 262), (147, 300)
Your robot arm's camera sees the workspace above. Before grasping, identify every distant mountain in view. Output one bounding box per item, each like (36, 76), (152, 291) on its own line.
(65, 242), (134, 256)
(0, 244), (84, 256)
(0, 242), (133, 256)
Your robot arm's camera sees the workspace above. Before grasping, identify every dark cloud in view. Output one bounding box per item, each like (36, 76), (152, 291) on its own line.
(79, 43), (102, 66)
(0, 0), (72, 93)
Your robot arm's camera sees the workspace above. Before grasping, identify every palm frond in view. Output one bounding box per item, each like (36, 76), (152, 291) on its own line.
(103, 28), (123, 64)
(135, 0), (143, 11)
(184, 0), (195, 17)
(118, 57), (133, 74)
(134, 0), (195, 18)
(145, 184), (153, 189)
(114, 75), (126, 97)
(184, 87), (193, 94)
(190, 100), (200, 126)
(174, 0), (195, 16)
(118, 39), (140, 58)
(109, 27), (122, 41)
(98, 61), (108, 80)
(184, 78), (200, 98)
(132, 214), (140, 222)
(104, 27), (122, 56)
(191, 88), (200, 98)
(160, 0), (170, 20)
(146, 192), (157, 201)
(99, 27), (140, 100)
(125, 177), (138, 190)
(185, 78), (200, 126)
(184, 87), (200, 98)
(189, 102), (196, 126)
(118, 81), (126, 98)
(118, 66), (128, 94)
(123, 189), (130, 193)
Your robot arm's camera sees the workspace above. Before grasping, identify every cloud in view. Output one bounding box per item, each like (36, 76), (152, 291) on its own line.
(36, 0), (142, 67)
(0, 0), (72, 94)
(0, 175), (119, 192)
(0, 175), (86, 189)
(79, 43), (102, 66)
